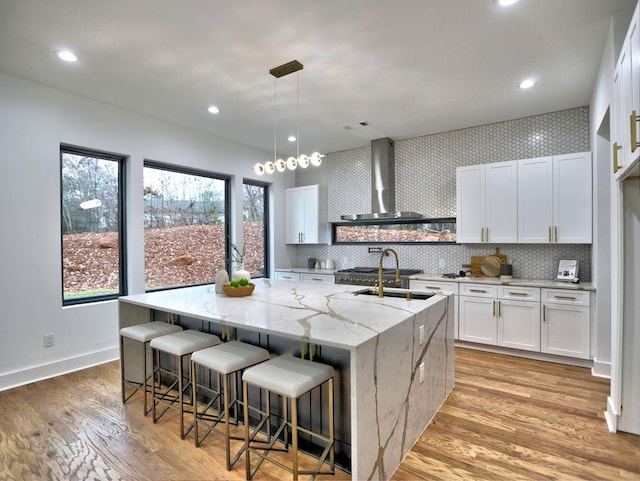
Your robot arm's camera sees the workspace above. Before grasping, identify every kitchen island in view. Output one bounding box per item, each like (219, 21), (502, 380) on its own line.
(119, 278), (454, 480)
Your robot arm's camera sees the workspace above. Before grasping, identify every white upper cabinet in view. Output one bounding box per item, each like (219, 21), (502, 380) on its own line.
(518, 153), (592, 244)
(613, 1), (640, 180)
(456, 160), (518, 243)
(285, 185), (328, 244)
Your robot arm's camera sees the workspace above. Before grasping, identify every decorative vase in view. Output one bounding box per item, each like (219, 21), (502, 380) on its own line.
(232, 263), (251, 281)
(215, 264), (229, 294)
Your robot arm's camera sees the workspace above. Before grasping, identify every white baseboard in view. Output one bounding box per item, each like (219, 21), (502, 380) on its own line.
(0, 347), (119, 392)
(605, 396), (618, 433)
(591, 358), (611, 378)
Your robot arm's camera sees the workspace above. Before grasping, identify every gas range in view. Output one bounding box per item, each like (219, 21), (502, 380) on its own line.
(334, 267), (423, 288)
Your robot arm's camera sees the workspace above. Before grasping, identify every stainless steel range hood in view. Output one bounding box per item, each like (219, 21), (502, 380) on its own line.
(340, 137), (423, 221)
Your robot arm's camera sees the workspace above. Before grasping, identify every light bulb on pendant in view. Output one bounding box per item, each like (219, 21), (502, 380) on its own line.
(286, 157), (297, 170)
(264, 161), (276, 174)
(310, 152), (324, 166)
(254, 163), (265, 175)
(298, 154), (310, 168)
(275, 158), (287, 172)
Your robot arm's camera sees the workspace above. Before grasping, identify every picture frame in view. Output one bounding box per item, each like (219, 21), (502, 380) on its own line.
(556, 259), (579, 282)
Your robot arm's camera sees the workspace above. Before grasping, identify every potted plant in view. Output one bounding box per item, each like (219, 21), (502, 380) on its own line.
(307, 257), (317, 269)
(228, 238), (250, 281)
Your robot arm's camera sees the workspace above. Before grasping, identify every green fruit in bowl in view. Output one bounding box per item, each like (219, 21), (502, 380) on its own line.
(229, 280), (240, 288)
(238, 278), (249, 286)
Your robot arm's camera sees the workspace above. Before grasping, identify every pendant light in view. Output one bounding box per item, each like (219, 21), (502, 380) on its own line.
(254, 60), (324, 175)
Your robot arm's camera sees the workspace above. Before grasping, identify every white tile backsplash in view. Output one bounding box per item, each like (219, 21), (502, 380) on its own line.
(294, 107), (592, 281)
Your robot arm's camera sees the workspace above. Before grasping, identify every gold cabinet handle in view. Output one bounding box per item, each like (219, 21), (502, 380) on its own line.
(553, 295), (577, 301)
(497, 300), (501, 317)
(508, 291), (529, 296)
(548, 226), (552, 243)
(310, 277), (324, 281)
(555, 226), (558, 243)
(613, 142), (623, 173)
(486, 227), (489, 242)
(481, 227), (484, 242)
(493, 299), (496, 316)
(425, 286), (441, 290)
(470, 289), (488, 293)
(543, 305), (546, 322)
(631, 110), (640, 153)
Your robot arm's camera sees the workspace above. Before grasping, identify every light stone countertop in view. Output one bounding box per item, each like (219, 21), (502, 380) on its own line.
(119, 278), (448, 350)
(410, 274), (596, 291)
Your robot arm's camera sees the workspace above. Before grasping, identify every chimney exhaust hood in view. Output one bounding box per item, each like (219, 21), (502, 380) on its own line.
(340, 137), (424, 221)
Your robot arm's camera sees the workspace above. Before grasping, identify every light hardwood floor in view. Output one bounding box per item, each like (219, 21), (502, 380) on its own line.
(0, 348), (638, 480)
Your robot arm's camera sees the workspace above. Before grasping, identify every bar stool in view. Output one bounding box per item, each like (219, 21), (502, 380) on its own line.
(119, 321), (183, 415)
(149, 329), (220, 438)
(242, 354), (335, 481)
(190, 340), (270, 470)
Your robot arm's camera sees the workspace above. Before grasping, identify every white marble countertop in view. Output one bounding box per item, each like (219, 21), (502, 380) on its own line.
(410, 274), (595, 291)
(275, 267), (337, 275)
(119, 278), (447, 350)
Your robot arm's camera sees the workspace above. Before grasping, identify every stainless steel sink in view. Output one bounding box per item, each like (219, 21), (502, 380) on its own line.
(352, 287), (434, 300)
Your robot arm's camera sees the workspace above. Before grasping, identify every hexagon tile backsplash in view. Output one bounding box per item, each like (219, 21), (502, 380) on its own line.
(294, 107), (592, 281)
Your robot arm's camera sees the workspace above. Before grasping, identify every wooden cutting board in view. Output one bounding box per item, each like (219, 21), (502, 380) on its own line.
(470, 256), (485, 277)
(480, 248), (507, 277)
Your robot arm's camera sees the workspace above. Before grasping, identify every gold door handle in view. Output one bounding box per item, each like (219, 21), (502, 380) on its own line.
(613, 142), (623, 173)
(631, 111), (640, 153)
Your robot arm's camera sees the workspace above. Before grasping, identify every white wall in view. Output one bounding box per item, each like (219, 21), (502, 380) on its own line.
(0, 73), (293, 391)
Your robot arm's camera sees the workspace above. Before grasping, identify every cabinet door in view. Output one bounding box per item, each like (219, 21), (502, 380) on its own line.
(485, 160), (518, 243)
(285, 188), (305, 244)
(497, 300), (540, 352)
(630, 7), (640, 163)
(553, 152), (592, 243)
(301, 186), (319, 244)
(458, 296), (496, 345)
(518, 156), (553, 243)
(541, 303), (590, 359)
(456, 165), (485, 243)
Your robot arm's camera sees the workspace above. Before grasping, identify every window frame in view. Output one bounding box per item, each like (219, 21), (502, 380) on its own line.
(60, 144), (127, 306)
(331, 217), (457, 245)
(242, 179), (270, 279)
(143, 160), (231, 292)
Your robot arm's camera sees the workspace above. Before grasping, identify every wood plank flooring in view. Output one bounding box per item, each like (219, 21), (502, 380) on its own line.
(0, 348), (638, 480)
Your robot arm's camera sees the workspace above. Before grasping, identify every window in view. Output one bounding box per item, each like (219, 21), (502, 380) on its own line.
(242, 181), (269, 278)
(143, 162), (229, 291)
(332, 218), (457, 244)
(60, 146), (126, 304)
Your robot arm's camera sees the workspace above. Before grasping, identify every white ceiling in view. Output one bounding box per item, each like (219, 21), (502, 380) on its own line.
(0, 0), (635, 157)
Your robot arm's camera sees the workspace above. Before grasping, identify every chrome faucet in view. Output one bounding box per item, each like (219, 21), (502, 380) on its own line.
(378, 248), (401, 298)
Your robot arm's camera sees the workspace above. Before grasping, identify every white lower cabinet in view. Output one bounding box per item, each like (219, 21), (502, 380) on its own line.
(541, 288), (590, 359)
(497, 287), (540, 352)
(300, 273), (335, 284)
(458, 284), (498, 345)
(410, 280), (459, 339)
(274, 271), (300, 281)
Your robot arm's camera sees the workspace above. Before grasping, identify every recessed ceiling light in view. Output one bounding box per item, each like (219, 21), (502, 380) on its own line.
(497, 0), (519, 6)
(288, 135), (296, 142)
(207, 105), (220, 114)
(519, 78), (536, 89)
(54, 49), (78, 63)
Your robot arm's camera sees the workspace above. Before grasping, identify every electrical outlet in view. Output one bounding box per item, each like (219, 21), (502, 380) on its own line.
(43, 333), (55, 348)
(419, 362), (425, 384)
(419, 324), (425, 345)
(438, 259), (445, 268)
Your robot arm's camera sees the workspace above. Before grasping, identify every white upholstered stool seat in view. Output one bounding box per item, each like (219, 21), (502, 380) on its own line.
(242, 355), (335, 481)
(191, 341), (270, 470)
(149, 329), (220, 439)
(119, 321), (183, 415)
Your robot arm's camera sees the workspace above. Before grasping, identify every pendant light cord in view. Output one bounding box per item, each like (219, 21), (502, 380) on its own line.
(296, 71), (300, 159)
(273, 77), (277, 164)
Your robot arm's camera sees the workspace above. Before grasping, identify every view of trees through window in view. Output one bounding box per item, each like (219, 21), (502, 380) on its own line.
(61, 147), (124, 304)
(143, 163), (228, 291)
(243, 182), (267, 278)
